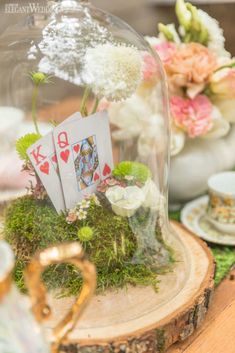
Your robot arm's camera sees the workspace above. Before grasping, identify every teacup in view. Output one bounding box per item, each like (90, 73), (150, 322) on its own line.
(207, 172), (235, 235)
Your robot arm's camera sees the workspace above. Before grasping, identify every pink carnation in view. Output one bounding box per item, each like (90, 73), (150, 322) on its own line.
(66, 210), (78, 224)
(154, 42), (177, 64)
(170, 95), (213, 138)
(166, 43), (217, 87)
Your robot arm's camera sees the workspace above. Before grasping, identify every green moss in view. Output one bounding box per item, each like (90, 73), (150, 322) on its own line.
(212, 246), (235, 286)
(4, 195), (170, 296)
(156, 329), (166, 352)
(113, 161), (151, 183)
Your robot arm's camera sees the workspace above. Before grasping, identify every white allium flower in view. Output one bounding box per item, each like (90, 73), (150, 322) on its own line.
(197, 9), (231, 58)
(82, 43), (142, 101)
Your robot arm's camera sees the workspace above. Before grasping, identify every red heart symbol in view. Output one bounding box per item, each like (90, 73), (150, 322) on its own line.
(73, 144), (80, 154)
(94, 172), (100, 182)
(40, 161), (49, 175)
(60, 149), (70, 163)
(103, 163), (111, 176)
(52, 155), (57, 163)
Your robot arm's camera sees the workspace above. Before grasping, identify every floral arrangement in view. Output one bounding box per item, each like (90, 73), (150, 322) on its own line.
(107, 0), (235, 157)
(147, 0), (235, 155)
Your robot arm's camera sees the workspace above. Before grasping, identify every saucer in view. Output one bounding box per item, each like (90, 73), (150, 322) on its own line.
(181, 195), (235, 246)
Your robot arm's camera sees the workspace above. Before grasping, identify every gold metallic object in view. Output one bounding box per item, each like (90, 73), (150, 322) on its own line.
(25, 242), (97, 353)
(0, 272), (12, 301)
(0, 241), (14, 301)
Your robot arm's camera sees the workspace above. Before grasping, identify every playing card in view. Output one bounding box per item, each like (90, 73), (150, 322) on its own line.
(27, 112), (82, 213)
(54, 111), (113, 209)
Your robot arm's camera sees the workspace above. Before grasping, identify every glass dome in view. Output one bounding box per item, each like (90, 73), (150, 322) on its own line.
(0, 0), (190, 332)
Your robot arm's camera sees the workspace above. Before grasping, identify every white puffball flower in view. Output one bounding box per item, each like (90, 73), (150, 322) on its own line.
(82, 43), (142, 102)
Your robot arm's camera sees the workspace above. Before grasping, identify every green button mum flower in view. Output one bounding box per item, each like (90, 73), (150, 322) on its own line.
(29, 72), (52, 86)
(113, 161), (151, 184)
(77, 226), (94, 242)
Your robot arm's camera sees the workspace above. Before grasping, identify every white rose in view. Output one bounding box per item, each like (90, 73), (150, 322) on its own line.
(171, 125), (186, 156)
(201, 105), (230, 139)
(214, 99), (235, 124)
(105, 185), (145, 217)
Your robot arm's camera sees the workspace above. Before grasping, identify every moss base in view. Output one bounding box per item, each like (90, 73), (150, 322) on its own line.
(4, 195), (172, 296)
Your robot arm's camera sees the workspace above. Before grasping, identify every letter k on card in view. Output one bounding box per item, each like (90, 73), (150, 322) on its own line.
(26, 112), (82, 213)
(27, 132), (66, 213)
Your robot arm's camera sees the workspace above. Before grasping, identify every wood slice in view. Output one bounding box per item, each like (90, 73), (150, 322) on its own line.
(44, 221), (215, 353)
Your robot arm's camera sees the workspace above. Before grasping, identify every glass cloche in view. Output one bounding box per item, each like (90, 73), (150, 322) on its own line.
(0, 0), (190, 338)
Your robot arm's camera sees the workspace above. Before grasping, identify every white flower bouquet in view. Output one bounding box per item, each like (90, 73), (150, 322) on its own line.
(106, 0), (235, 158)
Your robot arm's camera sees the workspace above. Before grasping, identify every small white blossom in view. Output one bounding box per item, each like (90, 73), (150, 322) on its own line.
(80, 199), (91, 209)
(90, 194), (101, 206)
(77, 209), (88, 220)
(124, 175), (135, 181)
(82, 43), (142, 102)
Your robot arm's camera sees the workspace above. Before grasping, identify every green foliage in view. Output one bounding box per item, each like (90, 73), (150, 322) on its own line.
(212, 247), (235, 286)
(158, 23), (175, 42)
(4, 195), (170, 296)
(16, 133), (41, 162)
(156, 329), (166, 353)
(77, 226), (94, 242)
(175, 0), (209, 45)
(113, 161), (151, 184)
(159, 0), (209, 45)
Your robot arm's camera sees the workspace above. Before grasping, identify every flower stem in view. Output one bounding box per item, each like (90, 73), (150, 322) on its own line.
(215, 61), (235, 72)
(91, 97), (100, 115)
(80, 87), (91, 117)
(32, 85), (40, 134)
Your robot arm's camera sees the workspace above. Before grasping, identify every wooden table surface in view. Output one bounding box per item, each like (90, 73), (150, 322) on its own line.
(167, 268), (235, 353)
